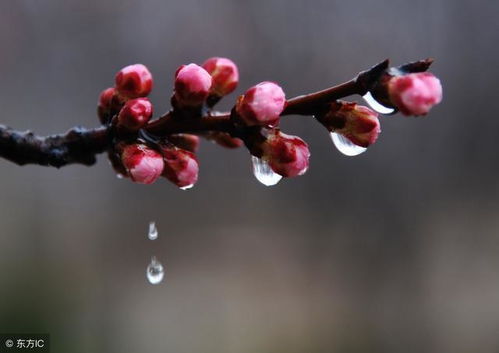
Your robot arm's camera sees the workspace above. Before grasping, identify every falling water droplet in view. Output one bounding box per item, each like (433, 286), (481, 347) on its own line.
(362, 91), (395, 114)
(146, 256), (164, 285)
(251, 156), (282, 186)
(330, 132), (367, 156)
(148, 221), (158, 240)
(180, 184), (194, 191)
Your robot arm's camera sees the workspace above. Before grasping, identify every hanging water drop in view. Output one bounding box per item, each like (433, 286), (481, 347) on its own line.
(362, 91), (395, 114)
(180, 184), (194, 191)
(116, 173), (124, 179)
(330, 132), (367, 156)
(251, 156), (282, 186)
(148, 221), (158, 240)
(146, 256), (164, 285)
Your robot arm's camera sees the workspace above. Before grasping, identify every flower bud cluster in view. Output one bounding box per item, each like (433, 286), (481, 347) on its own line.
(118, 143), (199, 187)
(94, 57), (442, 189)
(97, 63), (201, 188)
(232, 79), (311, 178)
(173, 57), (240, 109)
(98, 64), (154, 124)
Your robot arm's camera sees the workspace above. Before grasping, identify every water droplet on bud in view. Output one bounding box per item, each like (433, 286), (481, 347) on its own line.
(251, 156), (282, 186)
(362, 91), (395, 114)
(180, 184), (194, 190)
(148, 221), (158, 240)
(146, 256), (164, 285)
(116, 173), (124, 179)
(330, 132), (367, 156)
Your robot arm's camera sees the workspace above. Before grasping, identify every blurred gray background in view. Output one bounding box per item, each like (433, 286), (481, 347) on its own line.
(0, 0), (498, 352)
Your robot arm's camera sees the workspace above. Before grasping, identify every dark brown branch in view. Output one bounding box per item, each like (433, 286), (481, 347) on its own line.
(146, 112), (233, 136)
(0, 59), (395, 168)
(283, 80), (359, 115)
(282, 59), (389, 115)
(0, 125), (110, 167)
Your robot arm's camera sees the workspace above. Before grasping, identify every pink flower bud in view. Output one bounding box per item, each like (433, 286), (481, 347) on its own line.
(202, 57), (239, 96)
(174, 63), (212, 107)
(161, 147), (199, 188)
(236, 82), (286, 127)
(98, 87), (116, 111)
(121, 144), (164, 184)
(117, 98), (153, 131)
(167, 134), (200, 153)
(318, 102), (380, 148)
(388, 72), (442, 116)
(97, 87), (123, 124)
(261, 130), (310, 177)
(115, 64), (153, 99)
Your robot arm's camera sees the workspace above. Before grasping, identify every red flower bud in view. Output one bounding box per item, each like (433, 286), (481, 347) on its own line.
(236, 82), (286, 127)
(261, 130), (310, 177)
(121, 144), (164, 184)
(98, 87), (116, 111)
(202, 57), (239, 96)
(174, 63), (212, 107)
(115, 64), (153, 99)
(117, 98), (153, 131)
(388, 72), (442, 116)
(167, 134), (200, 153)
(97, 87), (123, 124)
(318, 101), (380, 148)
(161, 146), (199, 189)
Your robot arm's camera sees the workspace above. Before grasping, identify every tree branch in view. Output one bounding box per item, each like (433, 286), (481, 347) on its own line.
(0, 125), (110, 167)
(0, 59), (398, 168)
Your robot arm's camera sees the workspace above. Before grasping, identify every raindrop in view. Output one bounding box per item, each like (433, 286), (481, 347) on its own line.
(180, 184), (194, 191)
(116, 174), (124, 179)
(251, 156), (282, 186)
(330, 132), (367, 156)
(148, 221), (158, 240)
(362, 91), (395, 114)
(146, 256), (164, 285)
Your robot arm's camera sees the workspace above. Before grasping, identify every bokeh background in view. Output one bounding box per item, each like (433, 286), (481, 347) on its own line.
(0, 0), (498, 352)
